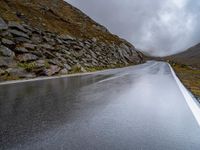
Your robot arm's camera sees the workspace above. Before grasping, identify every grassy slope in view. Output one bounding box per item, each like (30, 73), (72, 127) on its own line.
(171, 64), (200, 99)
(165, 43), (200, 100)
(166, 43), (200, 69)
(0, 0), (129, 46)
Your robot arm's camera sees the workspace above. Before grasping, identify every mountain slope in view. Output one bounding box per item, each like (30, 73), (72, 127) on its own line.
(165, 43), (200, 100)
(0, 0), (143, 81)
(166, 43), (200, 69)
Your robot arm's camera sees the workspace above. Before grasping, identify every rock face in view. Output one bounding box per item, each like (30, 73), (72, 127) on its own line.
(44, 65), (61, 76)
(0, 0), (144, 81)
(17, 54), (38, 62)
(0, 46), (15, 57)
(0, 17), (8, 30)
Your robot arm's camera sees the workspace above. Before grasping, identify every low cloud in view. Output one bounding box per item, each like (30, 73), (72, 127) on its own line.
(67, 0), (200, 56)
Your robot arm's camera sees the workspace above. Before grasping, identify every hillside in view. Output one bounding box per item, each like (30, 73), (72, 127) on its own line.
(165, 43), (200, 100)
(166, 43), (200, 69)
(0, 0), (144, 81)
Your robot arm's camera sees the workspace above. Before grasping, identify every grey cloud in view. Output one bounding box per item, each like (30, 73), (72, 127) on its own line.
(67, 0), (200, 56)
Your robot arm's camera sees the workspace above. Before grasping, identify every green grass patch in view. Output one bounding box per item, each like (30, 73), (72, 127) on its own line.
(44, 61), (50, 69)
(18, 62), (36, 71)
(172, 63), (200, 98)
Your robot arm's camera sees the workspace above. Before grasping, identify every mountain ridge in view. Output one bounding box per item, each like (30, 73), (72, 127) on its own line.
(166, 43), (200, 69)
(165, 43), (200, 99)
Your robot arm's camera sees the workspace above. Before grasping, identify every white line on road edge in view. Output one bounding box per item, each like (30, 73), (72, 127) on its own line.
(97, 73), (129, 83)
(169, 64), (200, 127)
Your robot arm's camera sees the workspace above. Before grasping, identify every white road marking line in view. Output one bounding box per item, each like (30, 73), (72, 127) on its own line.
(97, 73), (129, 83)
(0, 69), (114, 86)
(0, 63), (148, 86)
(169, 64), (200, 127)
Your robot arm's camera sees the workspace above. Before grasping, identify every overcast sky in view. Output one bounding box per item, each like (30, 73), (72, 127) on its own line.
(67, 0), (200, 56)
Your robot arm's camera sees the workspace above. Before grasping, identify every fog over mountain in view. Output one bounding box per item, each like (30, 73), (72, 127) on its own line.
(67, 0), (200, 56)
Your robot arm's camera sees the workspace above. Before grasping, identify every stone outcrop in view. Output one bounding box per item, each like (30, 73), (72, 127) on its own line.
(0, 0), (144, 81)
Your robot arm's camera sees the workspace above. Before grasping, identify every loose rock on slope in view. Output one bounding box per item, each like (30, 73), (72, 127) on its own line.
(0, 0), (144, 81)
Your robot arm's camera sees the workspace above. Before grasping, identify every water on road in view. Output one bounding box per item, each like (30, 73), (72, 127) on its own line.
(0, 61), (200, 150)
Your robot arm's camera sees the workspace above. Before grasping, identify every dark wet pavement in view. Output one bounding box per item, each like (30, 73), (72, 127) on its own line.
(0, 61), (200, 150)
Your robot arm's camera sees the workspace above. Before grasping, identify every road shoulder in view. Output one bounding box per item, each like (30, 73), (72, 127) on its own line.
(169, 64), (200, 127)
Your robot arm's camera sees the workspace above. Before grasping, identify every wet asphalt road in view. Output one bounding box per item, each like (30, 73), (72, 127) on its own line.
(0, 61), (200, 150)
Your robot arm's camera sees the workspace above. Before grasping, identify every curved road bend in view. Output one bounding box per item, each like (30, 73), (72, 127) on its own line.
(0, 61), (200, 150)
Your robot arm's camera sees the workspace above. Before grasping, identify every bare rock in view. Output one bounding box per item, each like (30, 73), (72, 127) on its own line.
(14, 47), (29, 53)
(31, 34), (43, 43)
(1, 30), (13, 37)
(0, 57), (16, 67)
(0, 69), (5, 75)
(22, 24), (34, 32)
(29, 50), (43, 57)
(0, 17), (8, 30)
(9, 29), (29, 39)
(56, 38), (63, 44)
(8, 21), (29, 33)
(17, 53), (38, 62)
(43, 50), (55, 59)
(6, 68), (36, 78)
(92, 24), (108, 33)
(59, 35), (75, 41)
(60, 68), (68, 74)
(23, 43), (36, 50)
(43, 36), (55, 44)
(39, 44), (54, 50)
(1, 38), (15, 47)
(72, 64), (87, 73)
(48, 59), (63, 67)
(0, 45), (15, 57)
(89, 50), (97, 58)
(72, 51), (84, 58)
(64, 64), (72, 71)
(35, 60), (46, 68)
(92, 37), (97, 43)
(73, 45), (82, 51)
(15, 37), (32, 43)
(44, 65), (60, 76)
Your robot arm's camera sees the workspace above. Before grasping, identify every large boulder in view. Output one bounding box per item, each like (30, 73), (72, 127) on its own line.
(17, 53), (38, 62)
(0, 45), (15, 57)
(44, 65), (61, 76)
(72, 63), (87, 73)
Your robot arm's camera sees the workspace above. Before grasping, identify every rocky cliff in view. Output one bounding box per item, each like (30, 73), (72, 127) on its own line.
(0, 0), (143, 81)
